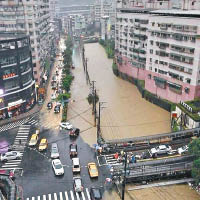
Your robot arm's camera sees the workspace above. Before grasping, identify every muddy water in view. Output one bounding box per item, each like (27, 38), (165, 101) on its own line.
(84, 43), (170, 140)
(68, 42), (171, 143)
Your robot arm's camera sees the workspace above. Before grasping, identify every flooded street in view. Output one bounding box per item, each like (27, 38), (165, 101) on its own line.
(84, 43), (170, 140)
(67, 42), (200, 200)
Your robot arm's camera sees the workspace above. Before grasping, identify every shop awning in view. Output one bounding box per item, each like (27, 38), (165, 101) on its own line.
(8, 99), (25, 107)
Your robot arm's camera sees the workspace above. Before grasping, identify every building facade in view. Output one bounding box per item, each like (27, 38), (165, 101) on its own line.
(0, 34), (36, 119)
(0, 0), (52, 85)
(115, 0), (200, 103)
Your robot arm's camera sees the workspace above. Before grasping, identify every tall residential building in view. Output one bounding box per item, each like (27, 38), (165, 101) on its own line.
(0, 0), (51, 85)
(145, 10), (200, 103)
(115, 0), (200, 103)
(0, 33), (36, 119)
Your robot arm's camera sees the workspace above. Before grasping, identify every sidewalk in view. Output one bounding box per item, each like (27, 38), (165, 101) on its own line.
(0, 104), (41, 127)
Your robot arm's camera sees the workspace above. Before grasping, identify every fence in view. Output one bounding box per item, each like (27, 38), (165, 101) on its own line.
(116, 70), (172, 112)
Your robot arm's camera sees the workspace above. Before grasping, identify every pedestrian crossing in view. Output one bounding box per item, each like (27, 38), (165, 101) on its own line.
(1, 125), (31, 170)
(97, 154), (123, 167)
(0, 113), (39, 133)
(26, 188), (91, 200)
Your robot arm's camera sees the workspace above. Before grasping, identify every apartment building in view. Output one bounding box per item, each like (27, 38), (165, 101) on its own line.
(0, 0), (51, 84)
(145, 10), (200, 103)
(115, 0), (200, 103)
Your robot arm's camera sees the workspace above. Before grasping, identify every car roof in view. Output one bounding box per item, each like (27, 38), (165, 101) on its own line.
(159, 145), (167, 149)
(41, 138), (47, 143)
(31, 134), (38, 139)
(52, 143), (58, 148)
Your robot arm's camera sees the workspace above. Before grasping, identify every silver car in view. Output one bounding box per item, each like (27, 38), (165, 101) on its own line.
(73, 177), (83, 193)
(51, 143), (59, 159)
(1, 151), (22, 162)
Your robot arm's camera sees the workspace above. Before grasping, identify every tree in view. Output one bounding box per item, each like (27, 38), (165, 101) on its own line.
(189, 138), (200, 184)
(87, 93), (99, 105)
(57, 93), (71, 102)
(62, 75), (73, 92)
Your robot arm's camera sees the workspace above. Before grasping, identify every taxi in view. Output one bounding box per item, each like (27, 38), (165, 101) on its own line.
(88, 162), (98, 178)
(29, 134), (38, 147)
(38, 138), (48, 151)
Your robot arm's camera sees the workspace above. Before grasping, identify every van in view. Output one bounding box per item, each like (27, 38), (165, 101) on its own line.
(72, 158), (80, 173)
(51, 143), (59, 159)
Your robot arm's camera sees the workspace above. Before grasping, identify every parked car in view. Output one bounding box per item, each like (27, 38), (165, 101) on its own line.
(178, 145), (188, 155)
(1, 151), (22, 162)
(88, 162), (98, 178)
(29, 134), (39, 147)
(60, 122), (73, 130)
(150, 145), (172, 157)
(73, 177), (83, 193)
(47, 102), (53, 109)
(90, 187), (102, 200)
(38, 138), (48, 151)
(54, 105), (60, 113)
(51, 143), (59, 159)
(69, 144), (78, 157)
(51, 93), (57, 100)
(69, 128), (80, 137)
(52, 159), (64, 176)
(52, 75), (57, 82)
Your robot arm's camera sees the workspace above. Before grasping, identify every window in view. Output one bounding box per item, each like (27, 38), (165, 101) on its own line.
(22, 72), (32, 84)
(148, 74), (151, 79)
(150, 58), (152, 62)
(150, 40), (153, 45)
(150, 49), (153, 54)
(2, 68), (17, 78)
(34, 71), (37, 74)
(0, 56), (17, 66)
(155, 68), (157, 72)
(186, 79), (191, 84)
(4, 78), (19, 90)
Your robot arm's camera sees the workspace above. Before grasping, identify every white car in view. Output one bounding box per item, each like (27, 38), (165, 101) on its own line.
(51, 93), (57, 100)
(60, 122), (73, 130)
(150, 145), (172, 157)
(73, 177), (83, 193)
(52, 159), (64, 175)
(178, 145), (188, 155)
(1, 151), (22, 162)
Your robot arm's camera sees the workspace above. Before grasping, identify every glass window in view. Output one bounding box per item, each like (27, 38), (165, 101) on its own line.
(20, 62), (31, 73)
(0, 56), (17, 66)
(2, 68), (17, 78)
(4, 78), (19, 90)
(22, 72), (32, 84)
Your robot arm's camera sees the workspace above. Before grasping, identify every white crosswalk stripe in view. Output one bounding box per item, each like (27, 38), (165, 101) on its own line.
(0, 112), (39, 133)
(1, 125), (30, 170)
(26, 189), (91, 200)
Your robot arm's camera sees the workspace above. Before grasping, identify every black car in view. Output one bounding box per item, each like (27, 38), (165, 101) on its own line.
(54, 105), (60, 113)
(69, 128), (80, 137)
(47, 102), (53, 109)
(69, 144), (78, 157)
(90, 187), (102, 200)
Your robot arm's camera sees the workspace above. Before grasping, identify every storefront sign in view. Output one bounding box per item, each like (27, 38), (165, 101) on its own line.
(8, 99), (23, 107)
(3, 73), (16, 79)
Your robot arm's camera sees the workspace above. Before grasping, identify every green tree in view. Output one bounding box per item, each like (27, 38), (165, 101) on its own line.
(57, 93), (71, 102)
(62, 75), (73, 92)
(189, 138), (200, 184)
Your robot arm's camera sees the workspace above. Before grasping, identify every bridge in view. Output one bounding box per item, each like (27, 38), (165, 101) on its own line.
(100, 127), (200, 153)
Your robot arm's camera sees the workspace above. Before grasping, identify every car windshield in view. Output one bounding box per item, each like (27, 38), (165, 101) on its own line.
(90, 168), (97, 173)
(75, 179), (81, 186)
(92, 189), (101, 197)
(52, 148), (58, 153)
(55, 163), (62, 169)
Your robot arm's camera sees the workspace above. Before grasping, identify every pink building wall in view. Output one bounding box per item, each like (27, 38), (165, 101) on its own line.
(117, 55), (145, 80)
(116, 55), (200, 103)
(145, 70), (200, 103)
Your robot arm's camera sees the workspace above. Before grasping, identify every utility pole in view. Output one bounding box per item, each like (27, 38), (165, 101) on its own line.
(94, 89), (97, 127)
(91, 81), (96, 114)
(121, 152), (128, 200)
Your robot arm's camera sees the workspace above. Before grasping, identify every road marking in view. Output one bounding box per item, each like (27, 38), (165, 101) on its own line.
(81, 191), (85, 200)
(59, 192), (63, 200)
(43, 195), (46, 200)
(75, 192), (80, 200)
(70, 191), (74, 200)
(32, 197), (35, 200)
(86, 188), (91, 200)
(48, 194), (51, 200)
(37, 196), (40, 200)
(64, 191), (69, 200)
(54, 193), (57, 200)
